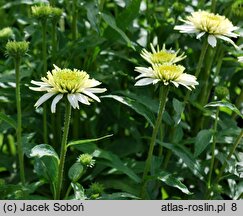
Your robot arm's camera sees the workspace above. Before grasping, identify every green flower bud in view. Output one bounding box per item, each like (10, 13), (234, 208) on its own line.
(5, 41), (29, 59)
(88, 182), (104, 199)
(50, 7), (63, 22)
(0, 27), (13, 40)
(173, 2), (185, 13)
(215, 86), (229, 100)
(232, 0), (243, 17)
(31, 5), (53, 21)
(77, 154), (95, 168)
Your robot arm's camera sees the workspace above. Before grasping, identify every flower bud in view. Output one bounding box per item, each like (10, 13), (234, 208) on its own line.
(232, 0), (243, 17)
(215, 86), (229, 100)
(0, 27), (13, 40)
(77, 153), (95, 168)
(5, 41), (29, 59)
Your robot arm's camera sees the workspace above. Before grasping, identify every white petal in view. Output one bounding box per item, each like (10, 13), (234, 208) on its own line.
(215, 35), (239, 49)
(75, 93), (90, 105)
(53, 64), (60, 70)
(134, 66), (153, 75)
(83, 90), (101, 102)
(196, 32), (206, 39)
(134, 78), (156, 86)
(171, 81), (179, 88)
(51, 94), (63, 113)
(67, 94), (79, 109)
(85, 88), (107, 93)
(238, 56), (243, 63)
(29, 86), (52, 91)
(34, 92), (55, 108)
(207, 35), (217, 48)
(175, 73), (198, 90)
(31, 80), (49, 86)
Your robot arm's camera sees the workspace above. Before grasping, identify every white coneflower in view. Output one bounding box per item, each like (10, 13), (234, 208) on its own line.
(30, 65), (106, 113)
(174, 11), (239, 48)
(141, 43), (186, 65)
(135, 63), (198, 90)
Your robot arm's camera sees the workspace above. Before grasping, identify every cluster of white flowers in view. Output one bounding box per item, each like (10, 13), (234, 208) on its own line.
(134, 43), (198, 90)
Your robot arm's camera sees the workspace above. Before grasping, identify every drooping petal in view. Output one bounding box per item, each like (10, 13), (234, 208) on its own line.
(75, 93), (90, 105)
(215, 35), (239, 49)
(134, 78), (156, 86)
(196, 32), (206, 39)
(85, 87), (107, 93)
(67, 94), (79, 109)
(83, 90), (101, 102)
(51, 94), (63, 113)
(207, 35), (217, 48)
(34, 92), (55, 108)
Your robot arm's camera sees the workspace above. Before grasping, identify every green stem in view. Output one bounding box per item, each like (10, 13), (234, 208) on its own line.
(184, 38), (208, 103)
(211, 0), (216, 13)
(207, 107), (219, 190)
(51, 21), (57, 61)
(215, 129), (243, 183)
(140, 85), (169, 199)
(72, 0), (78, 40)
(64, 184), (72, 200)
(41, 20), (48, 144)
(15, 57), (25, 185)
(199, 47), (217, 105)
(55, 102), (72, 200)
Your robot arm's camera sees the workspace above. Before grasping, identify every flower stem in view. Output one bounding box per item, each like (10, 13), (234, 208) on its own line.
(72, 0), (78, 40)
(140, 85), (169, 199)
(41, 20), (48, 144)
(184, 38), (208, 103)
(211, 0), (216, 13)
(55, 102), (72, 200)
(215, 129), (243, 184)
(207, 107), (219, 190)
(15, 57), (25, 185)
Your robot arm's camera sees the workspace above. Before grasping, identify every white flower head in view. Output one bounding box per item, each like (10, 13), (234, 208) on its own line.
(135, 63), (198, 90)
(141, 43), (186, 65)
(30, 65), (107, 113)
(174, 10), (240, 48)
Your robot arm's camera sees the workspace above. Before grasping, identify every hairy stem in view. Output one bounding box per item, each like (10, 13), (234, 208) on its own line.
(55, 102), (72, 200)
(140, 85), (169, 199)
(207, 107), (219, 190)
(15, 57), (25, 185)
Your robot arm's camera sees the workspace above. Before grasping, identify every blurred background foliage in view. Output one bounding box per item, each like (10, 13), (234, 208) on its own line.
(0, 0), (243, 200)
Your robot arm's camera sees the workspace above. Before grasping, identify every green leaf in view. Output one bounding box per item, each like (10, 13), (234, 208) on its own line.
(30, 144), (59, 162)
(67, 134), (113, 148)
(194, 129), (213, 157)
(30, 144), (59, 193)
(71, 182), (86, 200)
(0, 112), (16, 129)
(172, 98), (185, 125)
(73, 143), (141, 183)
(205, 101), (243, 118)
(102, 95), (155, 127)
(157, 171), (192, 195)
(101, 13), (134, 49)
(68, 163), (84, 182)
(117, 0), (142, 30)
(92, 149), (141, 183)
(85, 2), (99, 33)
(101, 192), (139, 200)
(157, 141), (203, 178)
